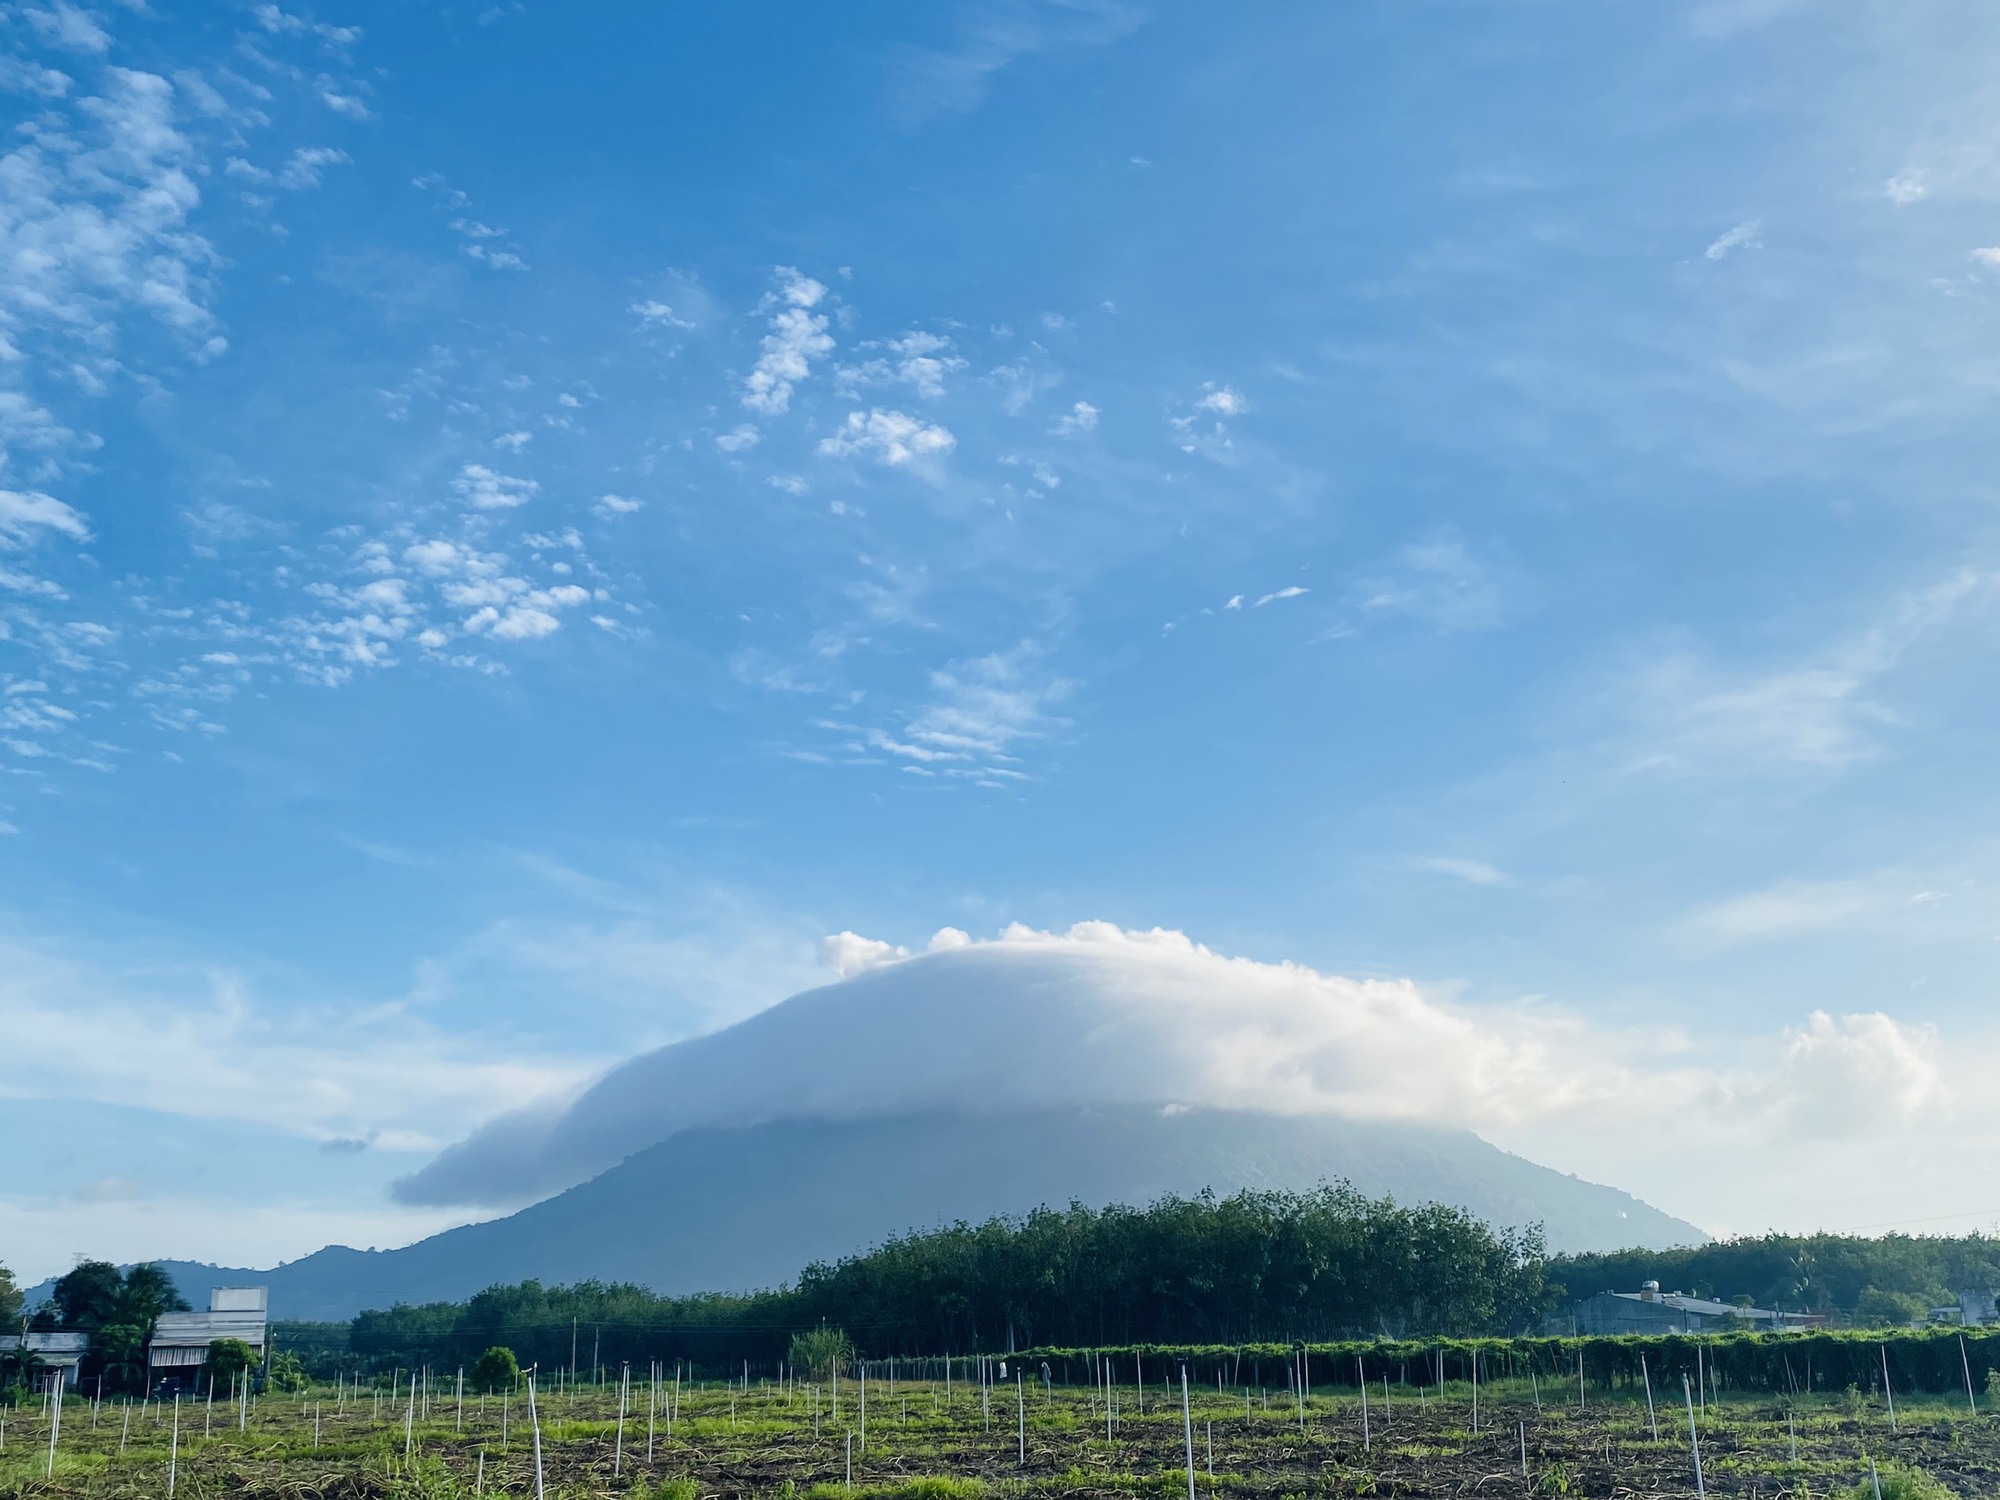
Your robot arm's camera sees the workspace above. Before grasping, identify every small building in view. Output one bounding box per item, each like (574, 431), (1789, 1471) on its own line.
(148, 1287), (269, 1391)
(0, 1331), (89, 1392)
(1572, 1280), (1818, 1334)
(1956, 1289), (1999, 1326)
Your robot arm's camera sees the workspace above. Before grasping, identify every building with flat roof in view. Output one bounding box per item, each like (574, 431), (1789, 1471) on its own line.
(148, 1287), (269, 1390)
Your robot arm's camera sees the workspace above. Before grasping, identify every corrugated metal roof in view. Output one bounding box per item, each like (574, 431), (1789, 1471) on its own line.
(0, 1333), (90, 1355)
(150, 1309), (268, 1348)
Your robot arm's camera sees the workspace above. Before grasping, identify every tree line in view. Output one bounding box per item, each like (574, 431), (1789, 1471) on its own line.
(326, 1194), (2000, 1379)
(15, 1191), (2000, 1390)
(343, 1186), (1548, 1374)
(1551, 1233), (2000, 1324)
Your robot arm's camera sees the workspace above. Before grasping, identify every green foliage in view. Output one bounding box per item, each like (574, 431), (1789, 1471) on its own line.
(1854, 1288), (1932, 1327)
(116, 1265), (187, 1326)
(788, 1326), (852, 1381)
(0, 1260), (20, 1327)
(346, 1186), (1549, 1373)
(52, 1261), (126, 1330)
(469, 1345), (519, 1392)
(1550, 1231), (2000, 1319)
(90, 1323), (149, 1394)
(52, 1262), (189, 1394)
(806, 1481), (986, 1500)
(649, 1480), (701, 1500)
(205, 1337), (258, 1384)
(790, 1186), (1549, 1347)
(1840, 1460), (1956, 1500)
(267, 1350), (311, 1392)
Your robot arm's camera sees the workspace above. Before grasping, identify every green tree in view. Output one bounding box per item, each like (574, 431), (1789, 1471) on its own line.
(51, 1261), (125, 1330)
(1855, 1287), (1933, 1327)
(56, 1263), (187, 1395)
(0, 1261), (20, 1327)
(93, 1324), (149, 1393)
(117, 1265), (187, 1327)
(471, 1346), (520, 1392)
(205, 1337), (258, 1388)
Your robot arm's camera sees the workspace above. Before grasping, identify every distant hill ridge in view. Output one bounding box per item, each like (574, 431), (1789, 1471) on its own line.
(30, 1105), (1703, 1322)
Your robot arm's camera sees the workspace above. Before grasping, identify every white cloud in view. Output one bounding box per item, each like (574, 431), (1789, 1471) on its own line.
(631, 299), (693, 329)
(1254, 585), (1308, 607)
(0, 68), (221, 352)
(400, 922), (1561, 1204)
(22, 3), (110, 54)
(253, 4), (362, 45)
(888, 1), (1144, 123)
(1723, 1012), (1945, 1141)
(1169, 384), (1246, 455)
(593, 493), (643, 518)
(0, 1193), (479, 1288)
(1351, 530), (1512, 631)
(0, 925), (592, 1174)
(829, 643), (1071, 786)
(1417, 856), (1512, 887)
(885, 331), (964, 398)
(0, 56), (74, 99)
(1051, 400), (1099, 436)
(1884, 170), (1929, 205)
(0, 489), (90, 548)
(1682, 880), (1874, 944)
(396, 919), (1982, 1214)
(452, 463), (538, 509)
(817, 408), (955, 467)
(818, 931), (910, 979)
(714, 423), (760, 453)
(276, 145), (349, 190)
(1621, 568), (1989, 777)
(1704, 219), (1763, 259)
(836, 331), (968, 401)
(319, 89), (370, 119)
(742, 268), (834, 415)
(1970, 247), (2000, 269)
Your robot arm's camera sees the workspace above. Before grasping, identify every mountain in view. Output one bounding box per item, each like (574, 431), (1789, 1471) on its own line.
(58, 1104), (1702, 1322)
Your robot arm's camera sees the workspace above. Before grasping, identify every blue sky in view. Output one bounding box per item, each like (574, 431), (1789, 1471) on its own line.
(7, 0), (2000, 1280)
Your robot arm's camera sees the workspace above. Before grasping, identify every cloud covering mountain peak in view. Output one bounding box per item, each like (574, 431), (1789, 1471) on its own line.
(393, 923), (1550, 1208)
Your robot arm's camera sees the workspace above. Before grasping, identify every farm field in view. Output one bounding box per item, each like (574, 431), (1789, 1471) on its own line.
(1, 1370), (1992, 1500)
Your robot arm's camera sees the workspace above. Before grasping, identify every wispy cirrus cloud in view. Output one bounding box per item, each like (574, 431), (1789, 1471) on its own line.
(1350, 530), (1516, 633)
(888, 0), (1146, 124)
(1618, 567), (1991, 777)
